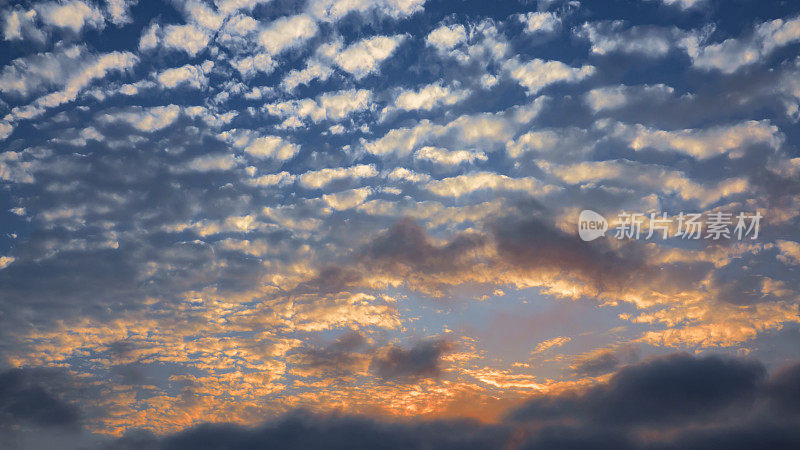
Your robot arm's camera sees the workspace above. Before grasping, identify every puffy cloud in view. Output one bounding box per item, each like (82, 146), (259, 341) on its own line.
(425, 23), (466, 51)
(36, 0), (104, 33)
(156, 62), (212, 89)
(232, 53), (276, 77)
(584, 84), (675, 112)
(606, 119), (783, 159)
(414, 146), (486, 166)
(322, 187), (372, 211)
(504, 58), (594, 95)
(100, 104), (181, 131)
(0, 47), (137, 124)
(425, 172), (554, 197)
(259, 14), (318, 55)
(184, 153), (240, 172)
(655, 0), (707, 9)
(138, 22), (159, 50)
(683, 15), (800, 73)
(540, 159), (749, 207)
(578, 22), (681, 57)
(392, 82), (470, 111)
(308, 0), (426, 21)
(0, 45), (88, 98)
(518, 12), (560, 34)
(280, 61), (332, 91)
(335, 35), (405, 78)
(264, 89), (372, 123)
(162, 24), (211, 56)
(298, 164), (378, 189)
(243, 136), (299, 160)
(2, 7), (44, 42)
(105, 0), (137, 25)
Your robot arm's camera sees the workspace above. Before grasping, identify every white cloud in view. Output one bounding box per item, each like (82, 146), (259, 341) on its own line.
(259, 14), (318, 55)
(0, 122), (13, 141)
(265, 89), (371, 123)
(37, 0), (104, 33)
(101, 105), (181, 132)
(218, 129), (299, 160)
(504, 58), (594, 95)
(505, 128), (591, 159)
(579, 22), (678, 57)
(655, 0), (706, 10)
(322, 187), (372, 210)
(156, 63), (212, 89)
(425, 172), (554, 197)
(3, 7), (44, 42)
(308, 0), (425, 21)
(606, 119), (783, 159)
(393, 83), (470, 111)
(335, 35), (405, 78)
(105, 0), (137, 25)
(584, 84), (675, 112)
(247, 171), (296, 187)
(281, 62), (332, 92)
(519, 12), (560, 34)
(540, 159), (748, 207)
(364, 107), (522, 157)
(298, 164), (378, 189)
(244, 136), (299, 160)
(682, 15), (800, 74)
(139, 23), (159, 50)
(216, 0), (272, 16)
(426, 24), (466, 51)
(0, 45), (86, 97)
(185, 0), (224, 30)
(222, 13), (258, 36)
(414, 146), (487, 166)
(185, 154), (240, 172)
(232, 54), (275, 77)
(163, 24), (211, 56)
(3, 48), (137, 122)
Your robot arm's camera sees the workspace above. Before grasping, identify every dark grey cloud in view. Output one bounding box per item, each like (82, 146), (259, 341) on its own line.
(294, 331), (370, 378)
(97, 353), (800, 450)
(514, 353), (766, 426)
(0, 368), (80, 430)
(108, 411), (510, 450)
(370, 339), (453, 382)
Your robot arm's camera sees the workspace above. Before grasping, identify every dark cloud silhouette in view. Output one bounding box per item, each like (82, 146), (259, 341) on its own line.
(108, 411), (510, 450)
(99, 353), (800, 449)
(370, 339), (453, 382)
(0, 368), (80, 430)
(294, 331), (370, 378)
(513, 353), (766, 426)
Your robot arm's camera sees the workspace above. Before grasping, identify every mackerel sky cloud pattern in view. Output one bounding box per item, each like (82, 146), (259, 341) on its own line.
(1, 0), (800, 449)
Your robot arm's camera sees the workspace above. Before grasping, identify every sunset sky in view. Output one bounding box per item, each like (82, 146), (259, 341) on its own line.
(2, 0), (800, 448)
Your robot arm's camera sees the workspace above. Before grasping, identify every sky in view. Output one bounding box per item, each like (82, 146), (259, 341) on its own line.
(1, 0), (800, 448)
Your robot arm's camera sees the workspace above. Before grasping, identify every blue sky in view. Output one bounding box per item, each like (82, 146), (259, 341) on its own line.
(2, 0), (800, 448)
